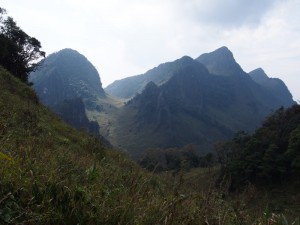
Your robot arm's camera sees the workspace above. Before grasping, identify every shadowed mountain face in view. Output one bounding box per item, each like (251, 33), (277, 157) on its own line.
(196, 46), (245, 76)
(30, 48), (105, 109)
(52, 97), (100, 136)
(109, 47), (295, 159)
(29, 48), (105, 136)
(249, 68), (294, 107)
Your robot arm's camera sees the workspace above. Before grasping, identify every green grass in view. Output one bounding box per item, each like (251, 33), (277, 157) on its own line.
(0, 66), (299, 224)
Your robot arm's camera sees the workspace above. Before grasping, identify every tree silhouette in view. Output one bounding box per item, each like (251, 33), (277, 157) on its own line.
(0, 7), (45, 83)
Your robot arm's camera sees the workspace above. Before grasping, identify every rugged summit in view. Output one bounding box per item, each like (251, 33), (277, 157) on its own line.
(29, 48), (104, 134)
(196, 46), (245, 76)
(30, 48), (105, 109)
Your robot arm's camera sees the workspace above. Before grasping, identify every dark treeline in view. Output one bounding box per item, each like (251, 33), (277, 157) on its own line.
(139, 144), (215, 172)
(0, 7), (44, 83)
(219, 104), (300, 189)
(140, 104), (300, 191)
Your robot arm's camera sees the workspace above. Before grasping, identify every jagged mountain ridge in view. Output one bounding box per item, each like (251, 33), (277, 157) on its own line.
(105, 56), (195, 99)
(108, 47), (295, 158)
(29, 47), (295, 159)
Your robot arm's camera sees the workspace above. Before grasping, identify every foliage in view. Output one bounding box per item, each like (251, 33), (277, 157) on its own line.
(0, 7), (45, 83)
(139, 144), (215, 172)
(0, 66), (299, 224)
(221, 105), (300, 189)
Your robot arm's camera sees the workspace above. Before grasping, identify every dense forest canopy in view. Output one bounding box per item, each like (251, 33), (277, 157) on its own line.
(0, 7), (45, 83)
(220, 104), (300, 189)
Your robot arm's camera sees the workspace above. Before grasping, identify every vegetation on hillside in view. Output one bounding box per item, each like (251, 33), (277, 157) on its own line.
(139, 144), (214, 172)
(1, 66), (299, 224)
(220, 105), (300, 189)
(0, 7), (299, 224)
(0, 7), (45, 83)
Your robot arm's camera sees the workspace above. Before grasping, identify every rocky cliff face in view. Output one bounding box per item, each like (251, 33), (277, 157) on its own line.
(30, 48), (105, 109)
(52, 97), (100, 136)
(29, 48), (104, 136)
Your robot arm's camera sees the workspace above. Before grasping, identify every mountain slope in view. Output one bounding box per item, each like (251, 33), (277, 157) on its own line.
(249, 68), (294, 107)
(1, 66), (298, 224)
(52, 97), (100, 136)
(29, 48), (107, 135)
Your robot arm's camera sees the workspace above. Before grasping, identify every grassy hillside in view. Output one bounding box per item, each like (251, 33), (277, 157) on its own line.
(0, 66), (298, 224)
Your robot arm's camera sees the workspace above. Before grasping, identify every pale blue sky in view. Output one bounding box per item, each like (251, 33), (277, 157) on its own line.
(2, 0), (300, 101)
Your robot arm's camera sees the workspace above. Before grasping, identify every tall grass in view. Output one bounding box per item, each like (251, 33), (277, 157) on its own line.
(0, 66), (299, 224)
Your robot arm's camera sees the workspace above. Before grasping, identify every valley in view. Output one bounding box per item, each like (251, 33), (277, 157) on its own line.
(1, 6), (299, 223)
(30, 47), (295, 159)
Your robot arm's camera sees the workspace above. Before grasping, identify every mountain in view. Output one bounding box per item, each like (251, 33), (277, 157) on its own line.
(105, 56), (195, 99)
(1, 65), (297, 225)
(29, 48), (106, 135)
(249, 68), (294, 106)
(29, 47), (295, 159)
(30, 48), (105, 109)
(106, 47), (295, 159)
(196, 46), (244, 76)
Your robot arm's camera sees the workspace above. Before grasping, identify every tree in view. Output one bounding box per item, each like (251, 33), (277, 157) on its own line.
(0, 7), (45, 83)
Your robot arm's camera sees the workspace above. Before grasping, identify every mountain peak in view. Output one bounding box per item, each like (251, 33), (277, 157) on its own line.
(59, 48), (78, 53)
(145, 81), (158, 90)
(249, 68), (269, 83)
(214, 46), (232, 55)
(29, 48), (105, 108)
(178, 55), (194, 62)
(196, 46), (244, 76)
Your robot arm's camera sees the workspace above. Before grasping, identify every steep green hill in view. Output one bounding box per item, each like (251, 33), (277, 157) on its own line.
(0, 66), (165, 224)
(0, 67), (298, 224)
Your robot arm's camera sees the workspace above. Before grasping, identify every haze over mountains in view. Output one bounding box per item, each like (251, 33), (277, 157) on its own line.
(30, 47), (295, 159)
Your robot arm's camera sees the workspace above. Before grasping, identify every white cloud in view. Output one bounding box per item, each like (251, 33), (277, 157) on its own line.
(2, 0), (300, 100)
(180, 0), (279, 27)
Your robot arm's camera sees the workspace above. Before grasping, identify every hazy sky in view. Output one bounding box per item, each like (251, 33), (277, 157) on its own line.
(2, 0), (300, 101)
